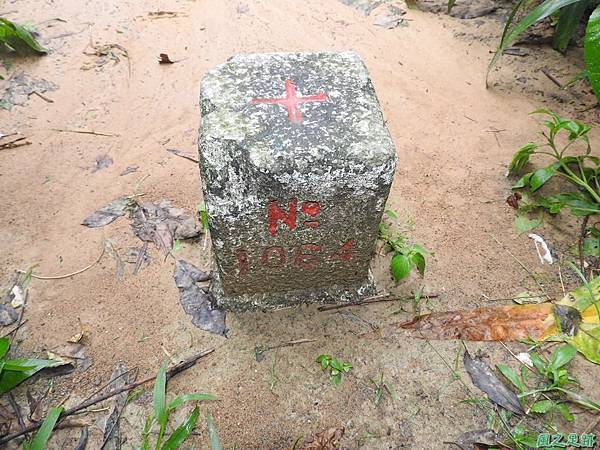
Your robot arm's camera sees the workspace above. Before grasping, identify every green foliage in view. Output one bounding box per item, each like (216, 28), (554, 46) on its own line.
(206, 411), (223, 450)
(0, 336), (63, 395)
(508, 110), (599, 232)
(138, 362), (217, 450)
(0, 18), (46, 54)
(197, 203), (209, 231)
(487, 0), (600, 102)
(371, 371), (396, 406)
(316, 354), (352, 386)
(585, 4), (600, 102)
(22, 407), (63, 450)
(378, 211), (431, 282)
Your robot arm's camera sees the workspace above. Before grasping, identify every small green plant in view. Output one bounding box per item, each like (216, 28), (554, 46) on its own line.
(138, 362), (217, 449)
(378, 210), (430, 282)
(22, 406), (63, 450)
(197, 203), (209, 231)
(498, 344), (600, 426)
(507, 109), (598, 236)
(0, 336), (63, 395)
(371, 371), (396, 406)
(316, 354), (352, 385)
(0, 18), (46, 54)
(479, 0), (600, 102)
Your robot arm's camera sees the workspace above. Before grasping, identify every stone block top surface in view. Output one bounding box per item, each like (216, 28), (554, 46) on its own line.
(200, 51), (395, 204)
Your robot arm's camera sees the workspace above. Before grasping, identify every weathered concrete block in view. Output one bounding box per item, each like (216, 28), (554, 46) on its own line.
(198, 51), (396, 309)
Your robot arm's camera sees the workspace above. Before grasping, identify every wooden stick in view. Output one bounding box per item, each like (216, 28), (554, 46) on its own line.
(318, 293), (439, 312)
(541, 69), (563, 89)
(51, 128), (118, 137)
(0, 348), (215, 445)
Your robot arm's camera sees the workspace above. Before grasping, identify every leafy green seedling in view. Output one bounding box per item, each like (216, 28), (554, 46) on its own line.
(0, 336), (63, 395)
(371, 371), (396, 406)
(316, 354), (352, 385)
(378, 210), (430, 282)
(22, 406), (63, 450)
(508, 110), (598, 235)
(138, 362), (217, 449)
(0, 18), (46, 54)
(197, 202), (209, 231)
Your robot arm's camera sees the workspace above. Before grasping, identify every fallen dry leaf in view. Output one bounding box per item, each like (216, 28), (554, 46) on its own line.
(449, 429), (507, 450)
(132, 200), (200, 254)
(82, 197), (133, 228)
(174, 260), (226, 336)
(464, 352), (524, 415)
(158, 53), (174, 64)
(398, 303), (554, 341)
(294, 427), (345, 450)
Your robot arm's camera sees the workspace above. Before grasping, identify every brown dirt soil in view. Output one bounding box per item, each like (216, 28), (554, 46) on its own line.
(1, 0), (599, 449)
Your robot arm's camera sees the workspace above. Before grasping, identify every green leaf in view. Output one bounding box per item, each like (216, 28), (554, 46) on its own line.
(161, 406), (199, 450)
(548, 344), (577, 373)
(0, 337), (9, 359)
(568, 325), (600, 364)
(489, 0), (581, 74)
(513, 172), (533, 189)
(0, 18), (47, 54)
(514, 213), (543, 234)
(556, 402), (574, 421)
(383, 209), (398, 219)
(26, 406), (63, 450)
(582, 236), (600, 257)
(390, 253), (412, 282)
(553, 0), (590, 52)
(496, 364), (525, 392)
(508, 143), (537, 174)
(529, 166), (556, 191)
(330, 373), (342, 385)
(167, 393), (218, 411)
(529, 352), (547, 375)
(530, 399), (554, 413)
(447, 0), (456, 13)
(329, 359), (343, 371)
(584, 4), (600, 103)
(0, 358), (63, 395)
(206, 411), (222, 450)
(409, 252), (426, 276)
(153, 362), (168, 446)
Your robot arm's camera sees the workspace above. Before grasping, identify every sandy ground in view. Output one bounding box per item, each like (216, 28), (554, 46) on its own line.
(1, 0), (600, 448)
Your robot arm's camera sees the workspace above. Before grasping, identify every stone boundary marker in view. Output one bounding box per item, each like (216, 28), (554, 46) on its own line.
(198, 51), (396, 309)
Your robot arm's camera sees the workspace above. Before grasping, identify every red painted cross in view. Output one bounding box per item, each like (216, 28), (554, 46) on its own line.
(251, 79), (327, 124)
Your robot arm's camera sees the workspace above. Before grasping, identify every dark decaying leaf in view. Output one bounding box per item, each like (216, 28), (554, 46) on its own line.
(463, 352), (524, 415)
(294, 427), (345, 450)
(505, 192), (521, 209)
(0, 304), (18, 326)
(132, 201), (200, 254)
(158, 53), (174, 64)
(102, 362), (131, 450)
(1, 72), (57, 111)
(92, 153), (114, 172)
(48, 343), (92, 372)
(73, 427), (89, 450)
(82, 197), (133, 228)
(449, 429), (504, 450)
(398, 303), (553, 341)
(554, 304), (581, 337)
(174, 260), (225, 336)
(338, 0), (384, 15)
(449, 429), (505, 450)
(119, 165), (138, 176)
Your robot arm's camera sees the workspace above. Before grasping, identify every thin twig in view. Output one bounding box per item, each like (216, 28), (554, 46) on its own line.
(0, 137), (32, 150)
(7, 393), (25, 432)
(0, 348), (215, 446)
(17, 245), (105, 280)
(0, 319), (28, 339)
(51, 128), (118, 137)
(541, 69), (563, 89)
(166, 148), (199, 164)
(265, 338), (317, 352)
(318, 293), (439, 311)
(31, 91), (54, 103)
